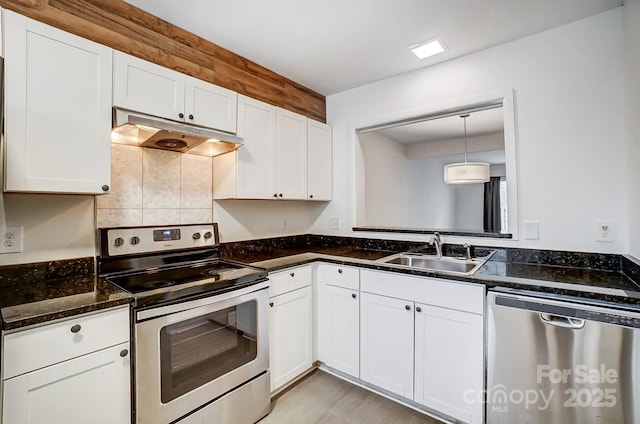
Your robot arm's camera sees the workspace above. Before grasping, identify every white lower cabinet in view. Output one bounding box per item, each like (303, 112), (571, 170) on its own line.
(317, 284), (360, 377)
(414, 304), (484, 424)
(359, 269), (484, 424)
(360, 292), (415, 399)
(1, 307), (131, 424)
(316, 264), (360, 378)
(268, 267), (313, 393)
(2, 342), (131, 424)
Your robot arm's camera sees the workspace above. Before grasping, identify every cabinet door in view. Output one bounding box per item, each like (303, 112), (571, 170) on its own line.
(360, 292), (414, 398)
(307, 119), (332, 201)
(414, 304), (484, 424)
(4, 11), (112, 194)
(317, 284), (359, 377)
(276, 108), (308, 199)
(113, 51), (185, 122)
(185, 78), (237, 133)
(236, 95), (278, 199)
(2, 342), (131, 424)
(269, 286), (313, 392)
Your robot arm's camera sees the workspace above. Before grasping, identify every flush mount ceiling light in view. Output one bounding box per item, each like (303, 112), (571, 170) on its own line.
(444, 114), (490, 184)
(410, 39), (446, 59)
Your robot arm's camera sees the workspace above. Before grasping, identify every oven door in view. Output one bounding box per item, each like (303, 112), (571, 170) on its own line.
(135, 283), (269, 424)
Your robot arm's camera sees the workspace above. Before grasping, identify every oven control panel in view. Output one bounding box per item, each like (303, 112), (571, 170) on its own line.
(104, 224), (218, 256)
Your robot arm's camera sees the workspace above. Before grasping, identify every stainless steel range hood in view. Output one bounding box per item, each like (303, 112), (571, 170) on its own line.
(111, 108), (243, 157)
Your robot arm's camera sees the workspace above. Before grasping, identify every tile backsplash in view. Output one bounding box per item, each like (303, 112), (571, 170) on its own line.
(96, 144), (213, 228)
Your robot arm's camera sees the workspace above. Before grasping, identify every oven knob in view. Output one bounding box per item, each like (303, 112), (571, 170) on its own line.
(114, 237), (124, 247)
(204, 231), (213, 239)
(192, 232), (201, 240)
(130, 236), (140, 245)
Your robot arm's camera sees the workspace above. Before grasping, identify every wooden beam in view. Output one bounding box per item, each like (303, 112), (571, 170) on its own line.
(0, 0), (327, 122)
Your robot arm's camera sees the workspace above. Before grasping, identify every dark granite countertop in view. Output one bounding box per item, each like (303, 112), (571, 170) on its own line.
(0, 258), (131, 331)
(3, 234), (640, 331)
(220, 234), (640, 308)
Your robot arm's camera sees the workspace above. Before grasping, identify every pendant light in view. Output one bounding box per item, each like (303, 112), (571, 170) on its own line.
(444, 114), (490, 184)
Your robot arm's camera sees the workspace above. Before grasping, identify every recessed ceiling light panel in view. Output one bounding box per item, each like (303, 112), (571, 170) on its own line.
(410, 39), (446, 59)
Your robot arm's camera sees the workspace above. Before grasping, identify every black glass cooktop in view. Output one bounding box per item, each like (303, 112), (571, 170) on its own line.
(106, 259), (267, 309)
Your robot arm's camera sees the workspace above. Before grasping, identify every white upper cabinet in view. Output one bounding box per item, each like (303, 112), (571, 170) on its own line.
(3, 10), (112, 194)
(276, 108), (308, 199)
(186, 77), (237, 132)
(113, 51), (185, 122)
(307, 119), (332, 201)
(214, 95), (278, 199)
(113, 51), (237, 133)
(213, 95), (331, 200)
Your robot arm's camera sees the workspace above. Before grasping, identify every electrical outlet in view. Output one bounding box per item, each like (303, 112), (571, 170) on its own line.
(595, 220), (614, 243)
(329, 216), (340, 230)
(0, 226), (24, 253)
(281, 218), (287, 230)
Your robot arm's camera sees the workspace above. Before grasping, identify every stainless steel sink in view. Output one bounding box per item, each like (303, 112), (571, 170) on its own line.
(379, 253), (485, 275)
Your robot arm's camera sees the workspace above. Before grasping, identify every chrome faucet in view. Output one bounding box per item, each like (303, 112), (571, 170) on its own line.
(463, 243), (474, 260)
(429, 232), (442, 258)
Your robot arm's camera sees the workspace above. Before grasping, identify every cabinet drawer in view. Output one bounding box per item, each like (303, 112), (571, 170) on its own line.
(269, 266), (312, 297)
(316, 263), (359, 290)
(3, 306), (130, 379)
(360, 270), (484, 315)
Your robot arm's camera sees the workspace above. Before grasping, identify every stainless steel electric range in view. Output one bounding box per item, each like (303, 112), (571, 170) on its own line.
(98, 223), (271, 424)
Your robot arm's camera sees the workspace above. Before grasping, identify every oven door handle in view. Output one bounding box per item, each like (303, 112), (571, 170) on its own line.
(136, 280), (269, 321)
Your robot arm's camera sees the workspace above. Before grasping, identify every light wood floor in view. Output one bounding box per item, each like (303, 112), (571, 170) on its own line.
(258, 370), (445, 424)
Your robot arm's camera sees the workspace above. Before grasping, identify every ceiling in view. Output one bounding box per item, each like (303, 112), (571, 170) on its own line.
(124, 0), (622, 96)
(378, 107), (504, 144)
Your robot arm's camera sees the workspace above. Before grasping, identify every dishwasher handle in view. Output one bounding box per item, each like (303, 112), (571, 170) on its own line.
(539, 313), (585, 329)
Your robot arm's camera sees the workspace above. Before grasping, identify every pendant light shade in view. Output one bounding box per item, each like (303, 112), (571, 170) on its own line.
(444, 114), (490, 184)
(444, 162), (490, 184)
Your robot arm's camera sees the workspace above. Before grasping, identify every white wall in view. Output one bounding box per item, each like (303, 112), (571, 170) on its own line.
(0, 194), (96, 265)
(213, 200), (325, 242)
(624, 0), (640, 259)
(321, 8), (628, 253)
(358, 132), (411, 226)
(407, 156), (455, 228)
(453, 184), (484, 231)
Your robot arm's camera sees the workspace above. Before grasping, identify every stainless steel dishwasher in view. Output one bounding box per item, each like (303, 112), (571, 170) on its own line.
(487, 289), (640, 424)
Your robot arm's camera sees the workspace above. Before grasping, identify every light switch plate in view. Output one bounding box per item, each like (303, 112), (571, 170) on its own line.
(524, 221), (540, 240)
(329, 216), (341, 230)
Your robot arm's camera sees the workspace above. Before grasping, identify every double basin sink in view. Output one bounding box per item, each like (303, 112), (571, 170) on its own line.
(377, 252), (488, 276)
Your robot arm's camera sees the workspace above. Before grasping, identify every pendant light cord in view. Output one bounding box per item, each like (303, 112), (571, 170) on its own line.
(461, 114), (470, 163)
